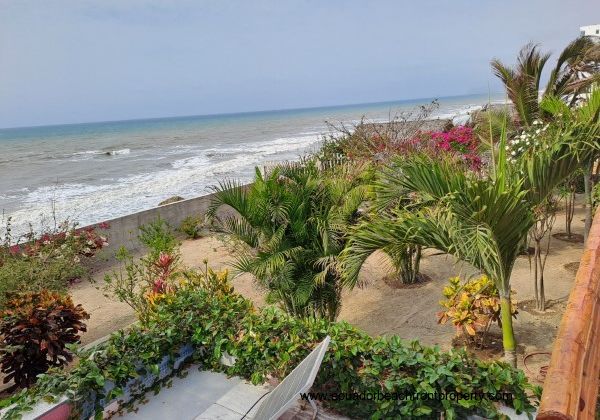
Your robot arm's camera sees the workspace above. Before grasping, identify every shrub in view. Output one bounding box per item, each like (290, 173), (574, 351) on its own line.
(138, 217), (179, 260)
(102, 250), (229, 326)
(208, 160), (370, 321)
(407, 126), (481, 171)
(438, 276), (518, 347)
(102, 247), (181, 325)
(4, 276), (539, 419)
(0, 257), (86, 310)
(0, 291), (89, 389)
(178, 215), (204, 239)
(0, 220), (108, 309)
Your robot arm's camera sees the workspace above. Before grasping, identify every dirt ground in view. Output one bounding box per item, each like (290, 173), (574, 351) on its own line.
(72, 204), (588, 384)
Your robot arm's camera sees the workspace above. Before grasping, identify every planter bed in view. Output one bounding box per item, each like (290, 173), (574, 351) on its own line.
(2, 343), (197, 420)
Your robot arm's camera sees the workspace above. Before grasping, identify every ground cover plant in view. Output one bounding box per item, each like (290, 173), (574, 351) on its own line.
(1, 274), (540, 420)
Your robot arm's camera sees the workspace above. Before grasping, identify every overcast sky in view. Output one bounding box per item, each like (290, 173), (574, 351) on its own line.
(0, 0), (598, 128)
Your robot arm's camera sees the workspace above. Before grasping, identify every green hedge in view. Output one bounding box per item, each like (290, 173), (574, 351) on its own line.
(1, 287), (539, 419)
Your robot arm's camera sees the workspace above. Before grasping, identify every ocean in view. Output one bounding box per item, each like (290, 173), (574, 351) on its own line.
(0, 93), (504, 235)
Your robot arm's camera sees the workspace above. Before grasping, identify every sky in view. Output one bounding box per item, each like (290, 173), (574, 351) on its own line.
(0, 0), (598, 128)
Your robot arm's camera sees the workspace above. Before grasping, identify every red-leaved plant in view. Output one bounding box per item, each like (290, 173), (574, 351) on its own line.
(0, 291), (89, 389)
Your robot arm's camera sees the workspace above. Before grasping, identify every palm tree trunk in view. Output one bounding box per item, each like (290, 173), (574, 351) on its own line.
(533, 240), (540, 308)
(565, 186), (575, 237)
(500, 295), (517, 367)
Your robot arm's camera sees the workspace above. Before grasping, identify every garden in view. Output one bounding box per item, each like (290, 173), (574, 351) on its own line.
(1, 37), (599, 419)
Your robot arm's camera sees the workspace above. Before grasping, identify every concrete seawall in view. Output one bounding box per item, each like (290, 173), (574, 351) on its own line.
(87, 191), (226, 253)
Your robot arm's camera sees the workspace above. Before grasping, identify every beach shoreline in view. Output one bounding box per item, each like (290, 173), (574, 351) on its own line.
(0, 94), (506, 237)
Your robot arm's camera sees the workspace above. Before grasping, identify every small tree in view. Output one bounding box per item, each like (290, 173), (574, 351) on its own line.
(558, 174), (578, 238)
(528, 198), (557, 311)
(342, 150), (532, 366)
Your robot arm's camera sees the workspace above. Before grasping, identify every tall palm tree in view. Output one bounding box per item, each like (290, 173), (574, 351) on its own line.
(341, 90), (600, 366)
(491, 37), (599, 127)
(207, 160), (369, 321)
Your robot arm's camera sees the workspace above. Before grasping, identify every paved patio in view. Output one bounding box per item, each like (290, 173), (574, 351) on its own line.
(115, 368), (269, 419)
(113, 367), (347, 420)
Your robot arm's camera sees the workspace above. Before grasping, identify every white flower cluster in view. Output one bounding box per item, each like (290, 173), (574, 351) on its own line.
(505, 120), (549, 163)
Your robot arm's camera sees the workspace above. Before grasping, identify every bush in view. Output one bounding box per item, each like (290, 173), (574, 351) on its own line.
(102, 247), (181, 325)
(0, 257), (86, 310)
(0, 291), (89, 389)
(0, 221), (108, 309)
(438, 276), (518, 347)
(178, 215), (203, 239)
(138, 217), (179, 260)
(4, 276), (539, 419)
(208, 160), (370, 321)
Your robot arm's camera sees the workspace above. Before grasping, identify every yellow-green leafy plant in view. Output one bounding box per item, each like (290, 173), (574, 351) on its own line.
(437, 275), (517, 347)
(180, 261), (234, 297)
(178, 215), (204, 239)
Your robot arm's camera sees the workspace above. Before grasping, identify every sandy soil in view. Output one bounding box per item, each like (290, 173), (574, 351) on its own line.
(72, 204), (588, 384)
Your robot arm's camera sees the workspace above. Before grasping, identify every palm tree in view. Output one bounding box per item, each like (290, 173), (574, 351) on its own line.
(341, 90), (600, 366)
(207, 160), (369, 321)
(341, 146), (530, 366)
(493, 39), (600, 309)
(491, 37), (599, 127)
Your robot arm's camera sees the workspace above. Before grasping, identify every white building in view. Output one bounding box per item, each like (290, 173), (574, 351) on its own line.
(580, 24), (600, 38)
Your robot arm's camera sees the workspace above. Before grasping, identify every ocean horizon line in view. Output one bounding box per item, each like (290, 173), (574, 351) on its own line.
(0, 91), (504, 132)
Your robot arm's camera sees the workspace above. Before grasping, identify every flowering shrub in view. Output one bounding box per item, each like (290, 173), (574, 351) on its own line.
(0, 291), (89, 389)
(102, 247), (181, 324)
(437, 275), (518, 347)
(412, 126), (482, 170)
(102, 244), (229, 325)
(342, 125), (482, 169)
(325, 125), (482, 171)
(1, 221), (108, 263)
(506, 119), (550, 163)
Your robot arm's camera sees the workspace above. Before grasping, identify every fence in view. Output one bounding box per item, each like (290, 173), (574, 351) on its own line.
(537, 209), (600, 419)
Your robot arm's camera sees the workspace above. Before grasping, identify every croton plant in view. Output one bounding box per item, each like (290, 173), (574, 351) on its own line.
(0, 290), (89, 389)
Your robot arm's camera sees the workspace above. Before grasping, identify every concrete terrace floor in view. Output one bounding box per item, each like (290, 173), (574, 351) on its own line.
(115, 368), (348, 420)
